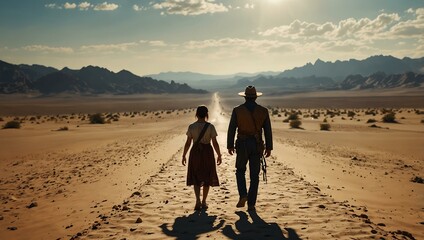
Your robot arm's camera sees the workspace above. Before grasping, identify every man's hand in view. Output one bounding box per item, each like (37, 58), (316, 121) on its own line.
(264, 149), (271, 158)
(182, 156), (187, 166)
(217, 155), (222, 165)
(228, 148), (235, 155)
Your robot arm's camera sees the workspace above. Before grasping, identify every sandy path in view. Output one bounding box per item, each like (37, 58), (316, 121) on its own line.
(68, 93), (412, 239)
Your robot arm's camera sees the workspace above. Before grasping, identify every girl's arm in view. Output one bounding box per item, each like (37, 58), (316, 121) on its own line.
(182, 135), (192, 166)
(212, 137), (222, 165)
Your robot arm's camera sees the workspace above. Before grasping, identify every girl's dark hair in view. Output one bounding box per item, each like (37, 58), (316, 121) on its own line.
(196, 105), (208, 119)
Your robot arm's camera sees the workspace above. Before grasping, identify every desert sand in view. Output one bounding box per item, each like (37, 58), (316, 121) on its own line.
(0, 92), (423, 239)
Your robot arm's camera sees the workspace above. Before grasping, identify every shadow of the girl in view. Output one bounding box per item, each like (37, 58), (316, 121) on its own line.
(160, 210), (225, 240)
(222, 211), (302, 240)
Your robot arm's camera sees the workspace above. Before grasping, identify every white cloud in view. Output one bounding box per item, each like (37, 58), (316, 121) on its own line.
(184, 38), (292, 53)
(94, 2), (119, 11)
(45, 3), (60, 9)
(260, 13), (402, 40)
(80, 42), (137, 52)
(152, 0), (228, 16)
(148, 41), (167, 47)
(64, 2), (77, 9)
(22, 45), (74, 54)
(79, 2), (92, 10)
(133, 4), (147, 11)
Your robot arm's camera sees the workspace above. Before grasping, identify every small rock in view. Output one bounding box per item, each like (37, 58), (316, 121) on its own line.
(377, 223), (386, 227)
(395, 230), (414, 239)
(8, 226), (17, 231)
(130, 228), (136, 232)
(131, 191), (141, 197)
(371, 229), (377, 234)
(351, 156), (358, 160)
(360, 214), (369, 219)
(0, 215), (3, 220)
(135, 217), (142, 223)
(411, 176), (424, 184)
(27, 201), (38, 209)
(318, 204), (326, 209)
(122, 206), (129, 211)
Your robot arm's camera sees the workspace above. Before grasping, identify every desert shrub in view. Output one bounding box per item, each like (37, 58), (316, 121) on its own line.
(282, 119), (289, 123)
(347, 111), (356, 118)
(382, 112), (397, 123)
(311, 114), (319, 119)
(367, 119), (377, 123)
(89, 113), (105, 124)
(57, 126), (69, 131)
(289, 120), (302, 129)
(0, 117), (3, 122)
(320, 123), (331, 131)
(421, 119), (424, 124)
(411, 176), (423, 184)
(3, 121), (21, 129)
(323, 118), (327, 123)
(415, 109), (424, 115)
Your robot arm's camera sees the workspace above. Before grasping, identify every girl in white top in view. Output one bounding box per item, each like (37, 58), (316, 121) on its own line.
(182, 105), (222, 211)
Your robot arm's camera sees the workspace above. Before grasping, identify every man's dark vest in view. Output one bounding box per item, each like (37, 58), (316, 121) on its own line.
(234, 104), (268, 136)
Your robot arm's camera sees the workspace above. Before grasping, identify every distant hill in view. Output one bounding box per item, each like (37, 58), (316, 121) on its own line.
(341, 72), (424, 90)
(235, 74), (336, 91)
(146, 71), (280, 90)
(146, 71), (279, 82)
(0, 60), (206, 95)
(279, 55), (424, 81)
(236, 71), (424, 91)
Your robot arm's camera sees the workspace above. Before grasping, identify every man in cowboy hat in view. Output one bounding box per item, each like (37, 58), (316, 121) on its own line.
(227, 86), (273, 211)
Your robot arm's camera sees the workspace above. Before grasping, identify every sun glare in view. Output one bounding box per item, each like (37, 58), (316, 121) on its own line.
(268, 0), (284, 4)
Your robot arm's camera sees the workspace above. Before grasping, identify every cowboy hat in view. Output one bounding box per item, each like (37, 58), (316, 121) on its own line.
(238, 85), (262, 97)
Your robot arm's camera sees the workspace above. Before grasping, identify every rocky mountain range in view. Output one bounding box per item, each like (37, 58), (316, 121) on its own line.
(340, 72), (424, 90)
(1, 55), (423, 95)
(235, 71), (424, 91)
(279, 55), (424, 81)
(0, 60), (206, 95)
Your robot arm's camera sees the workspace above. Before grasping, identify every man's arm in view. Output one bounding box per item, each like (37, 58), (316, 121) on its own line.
(263, 111), (272, 157)
(227, 109), (237, 154)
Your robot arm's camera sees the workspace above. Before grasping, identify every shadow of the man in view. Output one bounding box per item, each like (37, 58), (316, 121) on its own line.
(160, 210), (225, 240)
(222, 211), (302, 240)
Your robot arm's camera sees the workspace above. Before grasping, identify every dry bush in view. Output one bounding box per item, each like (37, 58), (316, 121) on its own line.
(89, 113), (105, 124)
(382, 112), (397, 123)
(289, 120), (302, 129)
(367, 119), (377, 123)
(320, 123), (331, 131)
(411, 176), (423, 184)
(3, 121), (21, 129)
(57, 126), (69, 131)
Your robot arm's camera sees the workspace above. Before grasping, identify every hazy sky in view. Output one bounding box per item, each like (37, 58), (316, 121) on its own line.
(0, 0), (423, 75)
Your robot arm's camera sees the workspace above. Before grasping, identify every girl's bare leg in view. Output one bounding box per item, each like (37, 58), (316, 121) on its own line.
(194, 185), (201, 210)
(202, 186), (210, 209)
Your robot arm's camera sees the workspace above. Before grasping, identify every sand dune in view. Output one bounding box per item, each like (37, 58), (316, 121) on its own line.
(0, 92), (423, 239)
